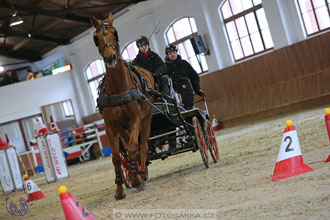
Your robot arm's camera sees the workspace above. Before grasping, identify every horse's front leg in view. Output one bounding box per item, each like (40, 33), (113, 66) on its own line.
(127, 119), (142, 188)
(106, 126), (125, 200)
(139, 108), (153, 190)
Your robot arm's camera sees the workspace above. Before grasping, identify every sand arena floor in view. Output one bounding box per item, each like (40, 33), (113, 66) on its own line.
(1, 105), (330, 220)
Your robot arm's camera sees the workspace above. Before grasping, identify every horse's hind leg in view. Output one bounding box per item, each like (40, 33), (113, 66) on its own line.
(106, 127), (126, 200)
(138, 109), (153, 191)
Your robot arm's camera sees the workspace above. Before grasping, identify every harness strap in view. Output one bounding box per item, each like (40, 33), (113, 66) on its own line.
(126, 159), (139, 172)
(97, 89), (144, 114)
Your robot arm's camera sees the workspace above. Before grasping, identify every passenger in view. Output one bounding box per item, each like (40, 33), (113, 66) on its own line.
(164, 44), (204, 110)
(132, 36), (170, 97)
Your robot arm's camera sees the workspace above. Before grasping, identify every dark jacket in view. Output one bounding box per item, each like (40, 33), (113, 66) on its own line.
(132, 49), (166, 79)
(165, 55), (200, 109)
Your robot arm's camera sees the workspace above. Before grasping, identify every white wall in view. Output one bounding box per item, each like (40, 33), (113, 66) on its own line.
(0, 0), (311, 126)
(201, 0), (233, 69)
(277, 0), (306, 44)
(0, 72), (77, 124)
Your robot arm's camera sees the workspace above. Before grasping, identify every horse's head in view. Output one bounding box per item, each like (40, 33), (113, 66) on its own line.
(91, 14), (120, 67)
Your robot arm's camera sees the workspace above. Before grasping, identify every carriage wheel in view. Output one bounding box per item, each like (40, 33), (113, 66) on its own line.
(203, 120), (220, 163)
(193, 117), (209, 168)
(120, 153), (132, 188)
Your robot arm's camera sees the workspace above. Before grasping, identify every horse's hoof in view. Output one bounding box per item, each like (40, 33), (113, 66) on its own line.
(115, 192), (126, 200)
(137, 183), (147, 192)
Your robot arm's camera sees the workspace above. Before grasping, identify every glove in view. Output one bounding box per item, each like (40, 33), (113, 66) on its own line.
(196, 90), (205, 97)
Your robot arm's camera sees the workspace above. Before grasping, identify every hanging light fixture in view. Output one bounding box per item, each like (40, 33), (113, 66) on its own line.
(10, 11), (23, 27)
(8, 0), (23, 27)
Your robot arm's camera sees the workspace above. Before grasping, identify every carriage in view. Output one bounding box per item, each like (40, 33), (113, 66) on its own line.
(91, 13), (219, 198)
(119, 83), (220, 188)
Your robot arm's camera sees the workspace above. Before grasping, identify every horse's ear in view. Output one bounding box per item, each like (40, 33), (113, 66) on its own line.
(90, 16), (100, 28)
(108, 13), (114, 25)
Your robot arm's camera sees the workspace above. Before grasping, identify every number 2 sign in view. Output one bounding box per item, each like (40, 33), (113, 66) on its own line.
(276, 130), (302, 162)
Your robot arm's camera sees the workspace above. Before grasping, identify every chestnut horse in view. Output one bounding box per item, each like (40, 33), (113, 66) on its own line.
(91, 14), (154, 200)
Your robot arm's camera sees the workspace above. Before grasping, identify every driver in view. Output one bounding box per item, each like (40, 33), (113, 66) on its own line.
(133, 36), (170, 97)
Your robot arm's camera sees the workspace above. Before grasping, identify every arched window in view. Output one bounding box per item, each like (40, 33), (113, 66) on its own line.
(85, 59), (105, 108)
(296, 0), (330, 36)
(121, 41), (139, 61)
(220, 0), (274, 61)
(165, 17), (208, 74)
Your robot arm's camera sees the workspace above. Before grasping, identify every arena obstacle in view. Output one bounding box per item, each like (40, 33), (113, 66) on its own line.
(28, 119), (111, 175)
(0, 136), (23, 193)
(272, 120), (313, 181)
(323, 108), (330, 162)
(60, 119), (112, 160)
(24, 174), (47, 202)
(58, 185), (96, 220)
(35, 117), (69, 183)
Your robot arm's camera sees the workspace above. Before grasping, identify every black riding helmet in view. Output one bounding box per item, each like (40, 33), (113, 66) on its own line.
(165, 44), (177, 55)
(136, 36), (149, 47)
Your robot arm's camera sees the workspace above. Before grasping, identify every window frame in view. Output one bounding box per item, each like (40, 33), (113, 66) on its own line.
(85, 59), (106, 109)
(121, 41), (139, 61)
(296, 0), (330, 37)
(62, 100), (74, 117)
(220, 0), (274, 62)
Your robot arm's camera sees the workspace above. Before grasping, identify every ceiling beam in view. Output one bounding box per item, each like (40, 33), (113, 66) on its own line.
(0, 1), (147, 24)
(0, 47), (41, 61)
(36, 0), (50, 8)
(0, 1), (90, 24)
(1, 30), (70, 45)
(13, 39), (30, 51)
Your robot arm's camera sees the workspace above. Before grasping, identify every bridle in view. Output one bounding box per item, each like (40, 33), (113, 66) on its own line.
(93, 20), (120, 64)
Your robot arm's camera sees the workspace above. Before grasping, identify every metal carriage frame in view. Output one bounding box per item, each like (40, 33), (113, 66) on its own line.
(120, 92), (220, 188)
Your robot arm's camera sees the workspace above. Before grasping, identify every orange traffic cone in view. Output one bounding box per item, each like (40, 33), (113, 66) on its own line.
(59, 185), (96, 220)
(35, 117), (51, 137)
(50, 115), (60, 132)
(324, 108), (330, 162)
(212, 115), (221, 131)
(24, 174), (47, 202)
(272, 120), (313, 181)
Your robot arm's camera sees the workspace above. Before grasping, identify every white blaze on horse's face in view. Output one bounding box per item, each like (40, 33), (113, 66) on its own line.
(91, 14), (119, 68)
